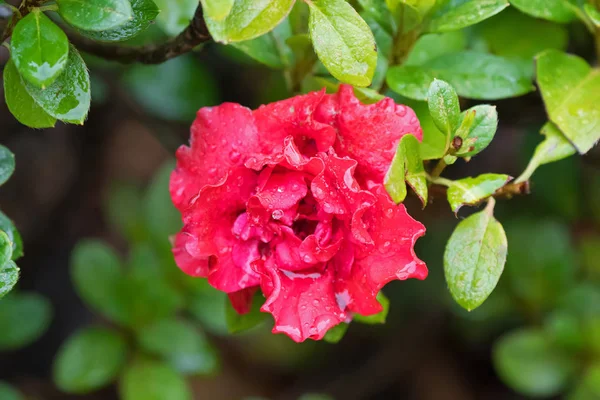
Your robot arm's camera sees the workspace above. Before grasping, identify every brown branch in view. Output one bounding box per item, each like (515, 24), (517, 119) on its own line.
(67, 4), (211, 64)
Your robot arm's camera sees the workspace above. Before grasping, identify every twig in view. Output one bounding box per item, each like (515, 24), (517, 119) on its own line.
(67, 3), (211, 64)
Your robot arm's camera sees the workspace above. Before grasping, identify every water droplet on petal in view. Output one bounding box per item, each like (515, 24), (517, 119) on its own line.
(313, 187), (324, 199)
(272, 209), (284, 220)
(303, 254), (313, 263)
(386, 208), (394, 218)
(229, 150), (241, 162)
(208, 167), (217, 176)
(396, 105), (407, 117)
(277, 186), (285, 193)
(323, 203), (335, 213)
(312, 299), (320, 306)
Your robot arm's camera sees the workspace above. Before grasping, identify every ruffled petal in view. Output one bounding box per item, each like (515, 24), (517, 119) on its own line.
(172, 231), (209, 277)
(336, 185), (427, 315)
(208, 239), (261, 293)
(171, 103), (261, 211)
(259, 260), (346, 342)
(331, 85), (423, 183)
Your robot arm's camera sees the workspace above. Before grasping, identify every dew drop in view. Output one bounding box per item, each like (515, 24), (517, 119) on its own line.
(323, 203), (335, 213)
(312, 187), (324, 199)
(410, 116), (418, 124)
(313, 299), (320, 305)
(277, 186), (285, 193)
(386, 208), (394, 218)
(272, 209), (284, 220)
(229, 150), (241, 163)
(396, 105), (407, 117)
(303, 254), (313, 263)
(208, 167), (217, 176)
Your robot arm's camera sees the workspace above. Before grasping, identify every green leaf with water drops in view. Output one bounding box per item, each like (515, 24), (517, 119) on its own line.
(444, 199), (507, 311)
(308, 0), (378, 87)
(0, 292), (52, 349)
(427, 0), (508, 33)
(455, 105), (498, 157)
(54, 327), (128, 393)
(584, 4), (600, 26)
(447, 174), (511, 214)
(24, 45), (91, 125)
(354, 292), (390, 324)
(427, 79), (460, 138)
(11, 11), (69, 88)
(78, 0), (159, 42)
(57, 0), (134, 31)
(323, 322), (348, 343)
(120, 360), (192, 400)
(494, 329), (577, 397)
(0, 261), (18, 299)
(385, 134), (427, 206)
(0, 145), (15, 187)
(536, 50), (600, 154)
(206, 0), (295, 43)
(201, 0), (234, 21)
(0, 231), (13, 267)
(0, 211), (22, 260)
(509, 0), (577, 23)
(3, 60), (56, 129)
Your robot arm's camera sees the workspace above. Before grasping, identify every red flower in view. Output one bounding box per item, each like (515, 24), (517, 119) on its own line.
(170, 85), (427, 342)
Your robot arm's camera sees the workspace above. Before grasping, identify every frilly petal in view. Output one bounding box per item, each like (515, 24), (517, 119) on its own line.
(208, 239), (261, 293)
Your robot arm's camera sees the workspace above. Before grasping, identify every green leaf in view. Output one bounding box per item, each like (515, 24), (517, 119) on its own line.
(509, 0), (577, 23)
(0, 211), (22, 260)
(354, 292), (389, 324)
(206, 0), (295, 43)
(385, 1), (424, 33)
(0, 261), (18, 299)
(201, 0), (234, 21)
(231, 19), (292, 69)
(584, 4), (600, 26)
(144, 161), (181, 250)
(11, 11), (69, 88)
(400, 99), (447, 160)
(0, 145), (15, 187)
(427, 79), (460, 137)
(405, 31), (467, 66)
(106, 182), (146, 242)
(153, 0), (197, 36)
(545, 311), (585, 352)
(444, 200), (507, 311)
(226, 293), (268, 333)
(455, 105), (498, 157)
(536, 50), (600, 154)
(57, 0), (134, 31)
(311, 76), (385, 104)
(54, 327), (128, 394)
(0, 382), (24, 400)
(323, 322), (348, 343)
(384, 134), (427, 206)
(387, 51), (534, 101)
(568, 364), (600, 400)
(494, 329), (577, 397)
(78, 0), (160, 42)
(137, 318), (219, 375)
(447, 174), (511, 214)
(0, 292), (52, 350)
(3, 60), (56, 129)
(0, 231), (13, 267)
(120, 360), (192, 400)
(359, 0), (395, 36)
(123, 55), (218, 122)
(307, 0), (378, 87)
(428, 0), (509, 32)
(24, 45), (90, 124)
(71, 240), (128, 324)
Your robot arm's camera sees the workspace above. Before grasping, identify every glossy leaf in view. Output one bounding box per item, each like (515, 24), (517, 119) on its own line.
(387, 51), (533, 100)
(153, 0), (197, 36)
(54, 327), (128, 393)
(0, 145), (15, 187)
(0, 231), (12, 267)
(57, 0), (134, 31)
(585, 4), (600, 26)
(226, 294), (269, 333)
(427, 79), (460, 137)
(0, 292), (52, 350)
(359, 0), (395, 36)
(428, 0), (509, 33)
(311, 76), (384, 103)
(120, 360), (192, 400)
(0, 211), (22, 260)
(494, 329), (577, 397)
(385, 1), (423, 33)
(403, 99), (447, 160)
(206, 0), (295, 43)
(455, 105), (498, 157)
(0, 261), (18, 299)
(384, 134), (427, 206)
(447, 174), (511, 214)
(405, 31), (467, 66)
(444, 200), (507, 311)
(308, 0), (377, 87)
(0, 382), (23, 400)
(3, 60), (56, 129)
(323, 322), (348, 343)
(510, 0), (576, 23)
(11, 11), (69, 88)
(231, 20), (293, 69)
(79, 0), (159, 42)
(201, 0), (234, 21)
(354, 292), (390, 324)
(24, 45), (91, 125)
(536, 50), (600, 154)
(137, 318), (219, 375)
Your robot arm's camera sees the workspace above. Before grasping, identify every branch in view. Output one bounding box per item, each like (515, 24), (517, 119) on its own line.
(67, 4), (211, 64)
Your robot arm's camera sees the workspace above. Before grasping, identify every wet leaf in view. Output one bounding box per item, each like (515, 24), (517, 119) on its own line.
(0, 261), (18, 299)
(231, 20), (293, 69)
(201, 0), (234, 21)
(11, 11), (69, 88)
(405, 31), (467, 66)
(358, 0), (395, 36)
(521, 122), (576, 180)
(427, 79), (460, 137)
(427, 0), (508, 33)
(455, 105), (498, 157)
(536, 50), (600, 154)
(153, 0), (197, 36)
(120, 360), (192, 400)
(57, 0), (134, 31)
(0, 145), (15, 186)
(384, 134), (427, 206)
(510, 0), (577, 23)
(206, 0), (295, 43)
(54, 327), (128, 393)
(447, 174), (511, 214)
(494, 329), (577, 397)
(137, 318), (219, 375)
(0, 292), (52, 350)
(354, 292), (389, 324)
(3, 60), (56, 128)
(0, 211), (23, 260)
(308, 0), (377, 87)
(0, 231), (13, 267)
(444, 200), (507, 311)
